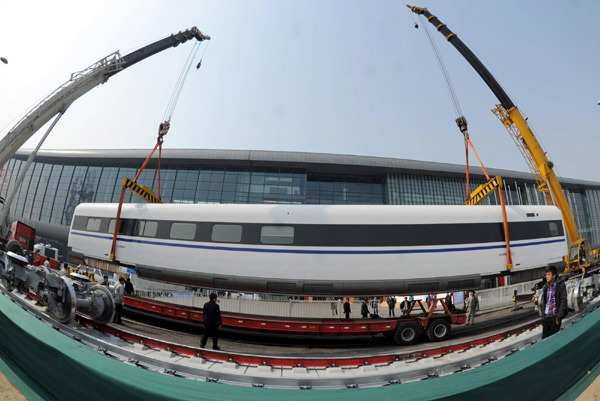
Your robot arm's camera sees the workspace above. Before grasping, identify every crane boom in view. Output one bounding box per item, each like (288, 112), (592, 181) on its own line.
(406, 5), (582, 251)
(0, 27), (210, 171)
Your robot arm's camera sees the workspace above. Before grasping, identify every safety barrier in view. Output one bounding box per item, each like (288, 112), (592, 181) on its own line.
(1, 288), (599, 400)
(132, 279), (539, 319)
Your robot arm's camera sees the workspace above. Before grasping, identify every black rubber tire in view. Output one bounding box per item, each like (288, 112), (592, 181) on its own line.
(394, 322), (421, 345)
(426, 318), (451, 342)
(5, 240), (23, 255)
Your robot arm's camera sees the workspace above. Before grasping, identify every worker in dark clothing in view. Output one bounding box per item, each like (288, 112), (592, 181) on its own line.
(539, 265), (568, 339)
(125, 278), (134, 295)
(201, 293), (222, 350)
(343, 298), (351, 319)
(388, 296), (397, 317)
(400, 297), (410, 316)
(361, 299), (369, 318)
(445, 293), (455, 311)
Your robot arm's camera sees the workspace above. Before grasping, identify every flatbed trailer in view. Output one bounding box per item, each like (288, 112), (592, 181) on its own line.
(124, 295), (466, 345)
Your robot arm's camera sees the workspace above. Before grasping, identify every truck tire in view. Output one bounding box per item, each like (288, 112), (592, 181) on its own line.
(394, 322), (421, 345)
(5, 240), (23, 256)
(426, 318), (450, 342)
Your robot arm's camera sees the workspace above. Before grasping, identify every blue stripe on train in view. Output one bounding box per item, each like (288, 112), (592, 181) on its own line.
(71, 231), (566, 255)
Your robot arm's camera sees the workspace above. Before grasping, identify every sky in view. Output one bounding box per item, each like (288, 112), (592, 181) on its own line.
(0, 0), (599, 182)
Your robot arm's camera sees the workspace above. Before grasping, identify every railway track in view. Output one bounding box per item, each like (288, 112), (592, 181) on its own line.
(4, 286), (598, 389)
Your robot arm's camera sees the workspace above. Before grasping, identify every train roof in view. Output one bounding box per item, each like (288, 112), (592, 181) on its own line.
(73, 203), (564, 225)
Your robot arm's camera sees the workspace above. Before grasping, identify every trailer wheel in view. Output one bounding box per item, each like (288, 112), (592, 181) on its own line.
(426, 319), (450, 342)
(394, 322), (420, 345)
(5, 240), (23, 256)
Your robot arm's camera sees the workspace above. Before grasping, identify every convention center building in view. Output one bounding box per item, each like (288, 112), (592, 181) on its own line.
(1, 148), (599, 258)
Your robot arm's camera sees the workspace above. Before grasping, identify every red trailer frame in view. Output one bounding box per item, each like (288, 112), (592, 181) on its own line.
(124, 295), (465, 345)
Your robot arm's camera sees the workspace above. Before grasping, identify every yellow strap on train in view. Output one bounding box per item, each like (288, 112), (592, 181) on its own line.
(122, 177), (162, 204)
(465, 176), (503, 206)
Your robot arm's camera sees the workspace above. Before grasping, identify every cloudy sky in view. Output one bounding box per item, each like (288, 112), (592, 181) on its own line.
(1, 0), (599, 181)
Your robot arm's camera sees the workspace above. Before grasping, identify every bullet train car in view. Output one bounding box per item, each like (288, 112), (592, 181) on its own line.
(68, 203), (568, 296)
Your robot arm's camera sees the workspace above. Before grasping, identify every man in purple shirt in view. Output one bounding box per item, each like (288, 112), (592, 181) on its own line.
(539, 265), (568, 339)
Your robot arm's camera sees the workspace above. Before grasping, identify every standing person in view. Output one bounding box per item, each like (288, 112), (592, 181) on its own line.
(426, 294), (432, 309)
(125, 278), (134, 295)
(371, 298), (379, 315)
(201, 293), (222, 350)
(445, 293), (455, 311)
(539, 265), (568, 339)
(101, 275), (110, 286)
(330, 298), (338, 316)
(361, 299), (369, 318)
(388, 296), (397, 317)
(466, 290), (479, 325)
(343, 298), (351, 319)
(59, 263), (68, 277)
(113, 277), (125, 324)
(400, 297), (410, 316)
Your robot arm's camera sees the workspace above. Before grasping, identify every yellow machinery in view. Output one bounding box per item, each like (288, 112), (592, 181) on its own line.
(407, 5), (598, 273)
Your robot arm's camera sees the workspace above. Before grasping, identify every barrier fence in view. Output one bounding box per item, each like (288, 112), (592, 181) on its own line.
(131, 279), (539, 319)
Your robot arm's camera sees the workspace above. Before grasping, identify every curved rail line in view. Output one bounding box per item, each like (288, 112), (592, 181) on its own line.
(5, 286), (600, 389)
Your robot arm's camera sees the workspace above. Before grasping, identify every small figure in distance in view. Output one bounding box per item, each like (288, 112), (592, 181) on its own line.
(445, 293), (455, 312)
(330, 297), (338, 316)
(113, 277), (125, 324)
(101, 275), (110, 286)
(466, 290), (479, 325)
(371, 298), (379, 315)
(361, 299), (369, 318)
(125, 277), (134, 295)
(400, 296), (410, 316)
(201, 293), (222, 350)
(343, 298), (351, 319)
(540, 265), (568, 339)
(388, 296), (397, 317)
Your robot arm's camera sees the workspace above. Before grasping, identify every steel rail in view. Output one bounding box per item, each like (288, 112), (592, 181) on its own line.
(4, 286), (597, 389)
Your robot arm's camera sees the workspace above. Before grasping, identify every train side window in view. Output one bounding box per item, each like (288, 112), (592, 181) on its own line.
(135, 220), (158, 237)
(549, 222), (559, 236)
(86, 218), (102, 232)
(211, 224), (242, 243)
(108, 219), (126, 235)
(170, 223), (196, 240)
(260, 226), (294, 244)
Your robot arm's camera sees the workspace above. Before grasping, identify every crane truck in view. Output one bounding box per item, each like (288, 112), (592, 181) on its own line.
(0, 26), (210, 325)
(407, 5), (599, 273)
(407, 5), (600, 311)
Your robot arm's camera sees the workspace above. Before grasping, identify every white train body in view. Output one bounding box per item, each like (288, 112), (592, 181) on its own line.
(68, 203), (567, 295)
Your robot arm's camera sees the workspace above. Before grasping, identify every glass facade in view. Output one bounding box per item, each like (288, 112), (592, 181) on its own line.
(0, 153), (599, 248)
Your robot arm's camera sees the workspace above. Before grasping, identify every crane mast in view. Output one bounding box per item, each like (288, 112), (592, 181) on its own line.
(406, 5), (590, 271)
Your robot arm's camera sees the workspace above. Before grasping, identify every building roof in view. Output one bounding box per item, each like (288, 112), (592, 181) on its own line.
(15, 148), (600, 188)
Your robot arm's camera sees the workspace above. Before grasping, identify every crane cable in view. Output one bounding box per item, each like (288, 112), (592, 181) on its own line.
(162, 40), (210, 126)
(414, 12), (473, 198)
(412, 12), (513, 271)
(110, 41), (209, 261)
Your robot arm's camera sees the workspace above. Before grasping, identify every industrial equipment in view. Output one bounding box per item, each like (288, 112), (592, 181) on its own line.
(0, 251), (114, 324)
(407, 5), (599, 275)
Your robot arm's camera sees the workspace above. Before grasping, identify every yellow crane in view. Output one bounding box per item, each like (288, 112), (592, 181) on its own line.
(407, 5), (598, 273)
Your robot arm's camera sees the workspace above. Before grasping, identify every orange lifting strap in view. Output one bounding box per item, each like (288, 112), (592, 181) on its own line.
(465, 138), (513, 271)
(109, 128), (166, 260)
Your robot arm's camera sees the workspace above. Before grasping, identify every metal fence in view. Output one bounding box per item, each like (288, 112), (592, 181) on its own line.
(131, 279), (539, 319)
